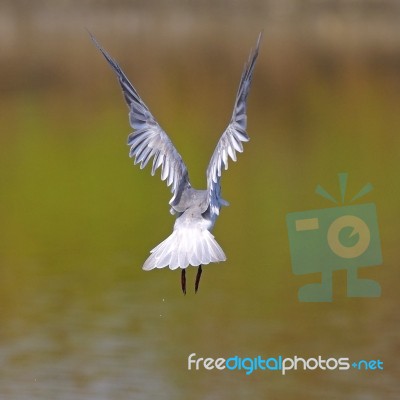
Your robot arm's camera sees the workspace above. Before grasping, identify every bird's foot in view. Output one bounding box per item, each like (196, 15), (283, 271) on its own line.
(181, 269), (186, 295)
(195, 265), (203, 294)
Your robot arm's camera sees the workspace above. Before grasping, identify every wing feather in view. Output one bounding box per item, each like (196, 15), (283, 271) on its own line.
(206, 33), (262, 218)
(90, 33), (191, 206)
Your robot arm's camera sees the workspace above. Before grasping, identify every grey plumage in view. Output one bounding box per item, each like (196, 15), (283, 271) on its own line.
(91, 32), (261, 279)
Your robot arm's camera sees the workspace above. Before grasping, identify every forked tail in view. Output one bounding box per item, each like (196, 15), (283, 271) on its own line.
(143, 226), (226, 270)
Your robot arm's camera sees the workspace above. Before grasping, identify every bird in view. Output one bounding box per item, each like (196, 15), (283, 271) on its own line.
(90, 32), (261, 294)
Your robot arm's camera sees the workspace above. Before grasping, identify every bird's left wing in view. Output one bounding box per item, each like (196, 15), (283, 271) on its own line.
(206, 33), (261, 218)
(90, 33), (191, 207)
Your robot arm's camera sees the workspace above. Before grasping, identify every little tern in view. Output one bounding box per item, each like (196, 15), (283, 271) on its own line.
(91, 32), (261, 294)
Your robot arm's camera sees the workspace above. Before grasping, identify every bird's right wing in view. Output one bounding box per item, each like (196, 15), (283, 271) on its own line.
(206, 33), (261, 218)
(90, 33), (191, 207)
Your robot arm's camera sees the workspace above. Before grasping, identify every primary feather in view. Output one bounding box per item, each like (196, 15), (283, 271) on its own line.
(206, 33), (261, 219)
(90, 33), (191, 208)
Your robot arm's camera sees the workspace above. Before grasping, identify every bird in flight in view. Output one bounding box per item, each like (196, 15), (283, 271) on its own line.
(91, 32), (261, 294)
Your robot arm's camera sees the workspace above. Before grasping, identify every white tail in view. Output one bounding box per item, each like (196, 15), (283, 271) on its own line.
(143, 225), (226, 270)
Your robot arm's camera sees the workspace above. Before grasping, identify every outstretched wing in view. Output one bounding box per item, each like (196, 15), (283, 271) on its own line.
(90, 33), (191, 207)
(206, 33), (261, 218)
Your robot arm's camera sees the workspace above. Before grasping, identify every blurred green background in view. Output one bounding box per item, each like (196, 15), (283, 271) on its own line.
(1, 0), (399, 399)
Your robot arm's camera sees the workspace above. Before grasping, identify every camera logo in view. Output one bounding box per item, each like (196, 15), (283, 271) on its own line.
(286, 173), (382, 302)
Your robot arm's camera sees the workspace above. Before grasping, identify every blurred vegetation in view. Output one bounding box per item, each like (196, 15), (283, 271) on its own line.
(0, 1), (399, 399)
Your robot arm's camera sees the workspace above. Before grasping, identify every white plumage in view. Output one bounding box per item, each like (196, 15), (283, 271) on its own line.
(91, 32), (261, 293)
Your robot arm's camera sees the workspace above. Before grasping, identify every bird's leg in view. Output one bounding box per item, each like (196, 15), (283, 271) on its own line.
(181, 269), (186, 295)
(195, 265), (203, 294)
